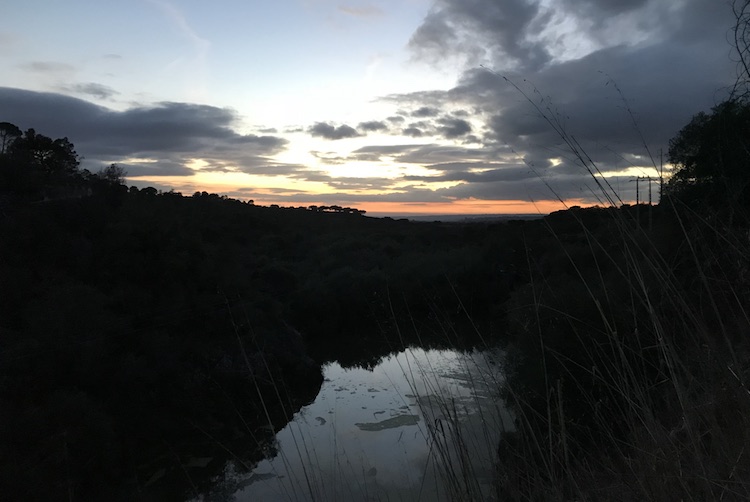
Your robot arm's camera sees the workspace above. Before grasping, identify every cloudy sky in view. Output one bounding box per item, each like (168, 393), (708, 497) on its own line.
(0, 0), (739, 215)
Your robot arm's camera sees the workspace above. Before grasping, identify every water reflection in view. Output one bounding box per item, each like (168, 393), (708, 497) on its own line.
(221, 347), (513, 501)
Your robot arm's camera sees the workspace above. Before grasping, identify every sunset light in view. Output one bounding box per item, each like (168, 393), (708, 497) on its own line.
(0, 0), (735, 215)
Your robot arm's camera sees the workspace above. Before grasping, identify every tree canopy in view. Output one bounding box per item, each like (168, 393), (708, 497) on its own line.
(0, 122), (21, 155)
(0, 123), (133, 204)
(0, 124), (85, 199)
(666, 99), (750, 211)
(10, 128), (80, 177)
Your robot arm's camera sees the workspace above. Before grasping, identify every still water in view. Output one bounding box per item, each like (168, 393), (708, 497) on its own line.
(207, 348), (512, 501)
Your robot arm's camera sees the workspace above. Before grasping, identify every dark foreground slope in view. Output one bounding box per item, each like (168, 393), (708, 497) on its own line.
(495, 202), (750, 501)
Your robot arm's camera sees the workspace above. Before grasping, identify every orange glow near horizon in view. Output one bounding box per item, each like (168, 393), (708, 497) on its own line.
(249, 198), (594, 216)
(128, 176), (596, 216)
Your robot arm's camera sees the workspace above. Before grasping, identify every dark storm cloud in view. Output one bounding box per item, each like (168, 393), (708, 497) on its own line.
(474, 38), (732, 163)
(308, 122), (360, 140)
(411, 106), (440, 117)
(561, 0), (648, 15)
(402, 127), (424, 137)
(406, 0), (714, 74)
(346, 143), (511, 172)
(0, 87), (114, 139)
(120, 159), (194, 177)
(374, 0), (737, 204)
(408, 120), (432, 130)
(437, 117), (472, 138)
(350, 113), (477, 140)
(397, 120), (433, 137)
(0, 87), (288, 176)
(384, 89), (458, 108)
(387, 115), (405, 123)
(358, 120), (389, 132)
(409, 0), (550, 71)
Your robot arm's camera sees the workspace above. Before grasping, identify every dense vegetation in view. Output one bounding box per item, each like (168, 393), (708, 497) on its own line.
(493, 98), (750, 501)
(2, 95), (749, 501)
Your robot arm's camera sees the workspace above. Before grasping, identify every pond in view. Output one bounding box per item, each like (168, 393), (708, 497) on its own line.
(198, 347), (513, 501)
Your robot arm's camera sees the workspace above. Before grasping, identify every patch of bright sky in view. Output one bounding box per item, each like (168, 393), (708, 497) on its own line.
(278, 129), (444, 179)
(191, 170), (330, 193)
(602, 166), (662, 178)
(120, 157), (160, 165)
(530, 0), (600, 63)
(1, 0), (443, 122)
(530, 0), (671, 64)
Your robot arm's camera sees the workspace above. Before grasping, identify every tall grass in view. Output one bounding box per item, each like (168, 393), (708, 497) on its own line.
(390, 311), (513, 501)
(492, 79), (750, 501)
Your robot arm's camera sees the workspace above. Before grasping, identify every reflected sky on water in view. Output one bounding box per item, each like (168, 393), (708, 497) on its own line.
(227, 347), (513, 501)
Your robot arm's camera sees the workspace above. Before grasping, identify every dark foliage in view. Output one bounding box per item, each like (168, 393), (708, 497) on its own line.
(666, 99), (750, 217)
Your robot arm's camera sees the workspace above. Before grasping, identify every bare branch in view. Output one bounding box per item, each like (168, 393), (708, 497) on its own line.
(731, 0), (750, 100)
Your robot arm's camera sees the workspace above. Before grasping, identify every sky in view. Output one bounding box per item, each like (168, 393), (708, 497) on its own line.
(0, 0), (739, 215)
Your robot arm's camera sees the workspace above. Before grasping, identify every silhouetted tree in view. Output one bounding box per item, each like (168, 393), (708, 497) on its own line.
(11, 128), (80, 179)
(666, 99), (750, 211)
(732, 0), (750, 100)
(96, 163), (126, 185)
(0, 122), (21, 155)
